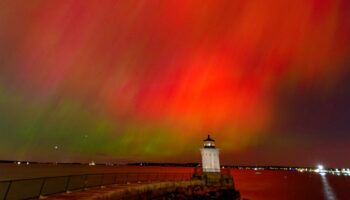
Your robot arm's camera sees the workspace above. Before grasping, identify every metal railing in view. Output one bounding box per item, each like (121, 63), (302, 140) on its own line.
(0, 172), (192, 200)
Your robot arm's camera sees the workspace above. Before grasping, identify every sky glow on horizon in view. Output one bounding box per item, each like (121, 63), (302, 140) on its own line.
(0, 0), (350, 167)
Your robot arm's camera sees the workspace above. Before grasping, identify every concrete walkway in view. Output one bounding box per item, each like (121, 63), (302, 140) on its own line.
(44, 180), (203, 200)
(44, 183), (140, 199)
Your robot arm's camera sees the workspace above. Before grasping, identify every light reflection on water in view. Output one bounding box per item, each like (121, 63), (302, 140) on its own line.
(320, 173), (337, 200)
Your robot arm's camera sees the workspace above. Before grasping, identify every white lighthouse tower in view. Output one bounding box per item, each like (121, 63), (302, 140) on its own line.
(200, 135), (220, 173)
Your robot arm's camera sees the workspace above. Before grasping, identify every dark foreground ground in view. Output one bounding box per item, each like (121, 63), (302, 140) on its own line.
(153, 185), (240, 200)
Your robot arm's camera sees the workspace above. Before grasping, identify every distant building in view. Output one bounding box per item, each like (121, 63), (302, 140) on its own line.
(200, 135), (220, 173)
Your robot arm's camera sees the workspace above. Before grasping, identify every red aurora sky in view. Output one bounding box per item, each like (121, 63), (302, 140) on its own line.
(0, 0), (350, 167)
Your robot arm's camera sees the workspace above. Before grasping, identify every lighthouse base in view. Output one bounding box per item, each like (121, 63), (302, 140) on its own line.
(203, 172), (221, 185)
(199, 172), (234, 187)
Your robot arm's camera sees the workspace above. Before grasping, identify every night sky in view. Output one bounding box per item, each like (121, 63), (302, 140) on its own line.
(0, 0), (349, 167)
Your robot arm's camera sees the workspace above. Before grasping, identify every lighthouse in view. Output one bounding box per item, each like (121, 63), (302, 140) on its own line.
(197, 135), (237, 191)
(200, 135), (220, 173)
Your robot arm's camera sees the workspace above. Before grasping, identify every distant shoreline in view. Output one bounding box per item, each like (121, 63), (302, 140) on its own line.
(1, 160), (347, 170)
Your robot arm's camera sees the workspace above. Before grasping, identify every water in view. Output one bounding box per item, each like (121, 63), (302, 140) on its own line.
(1, 164), (350, 199)
(232, 169), (350, 200)
(0, 163), (193, 180)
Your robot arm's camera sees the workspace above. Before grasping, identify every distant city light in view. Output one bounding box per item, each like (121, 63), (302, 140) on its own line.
(318, 165), (324, 170)
(316, 165), (326, 176)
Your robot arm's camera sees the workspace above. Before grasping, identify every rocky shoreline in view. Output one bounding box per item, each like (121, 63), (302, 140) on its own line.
(153, 185), (240, 200)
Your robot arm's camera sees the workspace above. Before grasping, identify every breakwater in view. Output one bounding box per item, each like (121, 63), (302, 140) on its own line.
(93, 180), (205, 200)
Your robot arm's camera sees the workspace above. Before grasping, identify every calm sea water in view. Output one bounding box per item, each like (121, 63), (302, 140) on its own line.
(1, 164), (349, 199)
(232, 169), (350, 200)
